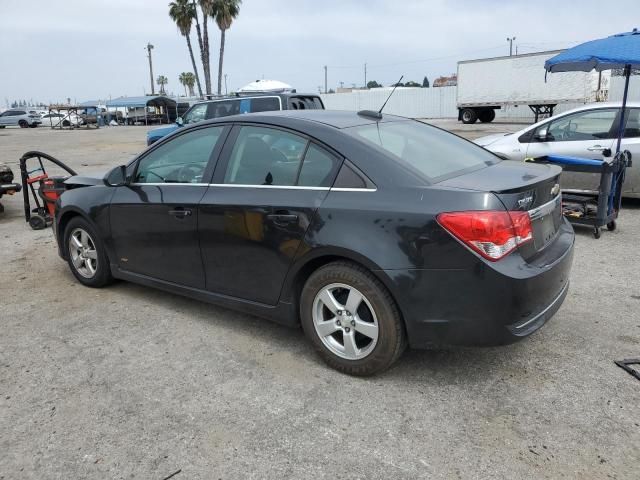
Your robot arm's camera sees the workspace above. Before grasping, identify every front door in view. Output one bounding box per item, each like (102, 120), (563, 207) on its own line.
(198, 124), (340, 304)
(525, 108), (618, 191)
(110, 125), (228, 288)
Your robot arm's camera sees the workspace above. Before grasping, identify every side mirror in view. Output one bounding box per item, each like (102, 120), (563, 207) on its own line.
(533, 128), (548, 141)
(176, 117), (184, 126)
(104, 165), (127, 187)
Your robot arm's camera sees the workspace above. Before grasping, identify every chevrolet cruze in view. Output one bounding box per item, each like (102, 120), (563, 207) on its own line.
(55, 110), (574, 375)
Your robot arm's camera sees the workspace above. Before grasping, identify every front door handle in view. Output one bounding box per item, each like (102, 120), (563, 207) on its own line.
(267, 212), (298, 225)
(587, 145), (606, 151)
(168, 207), (192, 218)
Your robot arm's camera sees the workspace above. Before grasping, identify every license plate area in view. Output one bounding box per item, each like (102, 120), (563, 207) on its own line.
(531, 196), (562, 250)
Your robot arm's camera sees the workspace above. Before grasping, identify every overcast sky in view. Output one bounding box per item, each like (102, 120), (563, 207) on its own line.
(1, 0), (638, 105)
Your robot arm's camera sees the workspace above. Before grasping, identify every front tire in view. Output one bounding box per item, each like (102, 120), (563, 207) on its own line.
(18, 120), (28, 128)
(300, 262), (406, 376)
(64, 217), (113, 287)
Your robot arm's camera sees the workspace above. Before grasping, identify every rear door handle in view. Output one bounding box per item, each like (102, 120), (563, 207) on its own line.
(168, 207), (192, 218)
(267, 212), (298, 225)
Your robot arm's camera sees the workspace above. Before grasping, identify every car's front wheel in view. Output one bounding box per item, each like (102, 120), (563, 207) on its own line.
(300, 262), (406, 376)
(64, 217), (113, 288)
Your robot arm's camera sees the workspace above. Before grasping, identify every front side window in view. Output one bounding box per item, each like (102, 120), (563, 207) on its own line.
(184, 103), (208, 124)
(347, 120), (497, 182)
(135, 126), (224, 184)
(542, 109), (617, 142)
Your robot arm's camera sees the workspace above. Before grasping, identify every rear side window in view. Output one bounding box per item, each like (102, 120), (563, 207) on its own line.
(297, 144), (338, 187)
(347, 120), (497, 182)
(288, 96), (324, 110)
(624, 108), (640, 138)
(223, 126), (338, 187)
(249, 97), (281, 113)
(207, 100), (241, 119)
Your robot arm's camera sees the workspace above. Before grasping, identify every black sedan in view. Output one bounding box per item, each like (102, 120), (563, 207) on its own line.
(54, 110), (574, 375)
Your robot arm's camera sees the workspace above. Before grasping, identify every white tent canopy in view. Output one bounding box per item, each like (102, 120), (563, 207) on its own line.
(238, 79), (294, 93)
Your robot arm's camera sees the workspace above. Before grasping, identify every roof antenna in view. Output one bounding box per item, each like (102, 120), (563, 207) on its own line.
(358, 75), (403, 120)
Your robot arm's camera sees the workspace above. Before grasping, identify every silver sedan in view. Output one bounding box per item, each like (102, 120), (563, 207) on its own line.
(475, 102), (640, 198)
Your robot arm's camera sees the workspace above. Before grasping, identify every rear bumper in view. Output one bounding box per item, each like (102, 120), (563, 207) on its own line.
(385, 219), (575, 348)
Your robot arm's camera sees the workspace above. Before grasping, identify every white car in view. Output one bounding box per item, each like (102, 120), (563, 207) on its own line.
(475, 102), (640, 198)
(0, 109), (42, 128)
(40, 112), (83, 128)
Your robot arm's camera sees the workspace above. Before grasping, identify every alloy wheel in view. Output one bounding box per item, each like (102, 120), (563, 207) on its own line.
(68, 228), (98, 279)
(312, 283), (379, 360)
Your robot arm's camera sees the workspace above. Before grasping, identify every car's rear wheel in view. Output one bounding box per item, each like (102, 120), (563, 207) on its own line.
(64, 217), (113, 288)
(300, 262), (406, 376)
(18, 120), (28, 128)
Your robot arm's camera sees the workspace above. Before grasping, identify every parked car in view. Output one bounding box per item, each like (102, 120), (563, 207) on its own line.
(475, 102), (640, 198)
(146, 93), (325, 145)
(55, 110), (574, 375)
(0, 109), (42, 128)
(0, 162), (21, 213)
(40, 112), (83, 128)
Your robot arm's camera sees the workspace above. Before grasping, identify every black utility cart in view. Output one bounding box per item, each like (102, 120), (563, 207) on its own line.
(530, 151), (632, 238)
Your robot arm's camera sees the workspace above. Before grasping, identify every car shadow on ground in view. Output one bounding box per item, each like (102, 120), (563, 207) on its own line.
(106, 278), (529, 383)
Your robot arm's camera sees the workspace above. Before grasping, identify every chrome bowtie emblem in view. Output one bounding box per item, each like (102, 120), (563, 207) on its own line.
(551, 183), (560, 196)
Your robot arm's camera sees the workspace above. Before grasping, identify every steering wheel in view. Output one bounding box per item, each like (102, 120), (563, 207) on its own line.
(176, 163), (205, 183)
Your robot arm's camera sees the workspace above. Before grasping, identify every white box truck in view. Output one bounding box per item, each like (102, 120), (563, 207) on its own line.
(456, 50), (604, 123)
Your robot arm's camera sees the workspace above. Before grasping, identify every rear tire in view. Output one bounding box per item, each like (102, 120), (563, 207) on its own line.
(478, 109), (496, 123)
(300, 261), (407, 376)
(64, 217), (113, 288)
(461, 108), (478, 124)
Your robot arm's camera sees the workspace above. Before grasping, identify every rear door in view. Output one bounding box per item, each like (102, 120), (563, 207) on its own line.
(110, 125), (229, 288)
(198, 124), (341, 304)
(525, 108), (618, 192)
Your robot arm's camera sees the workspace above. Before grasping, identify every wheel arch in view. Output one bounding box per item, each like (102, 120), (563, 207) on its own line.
(56, 207), (94, 259)
(281, 248), (405, 327)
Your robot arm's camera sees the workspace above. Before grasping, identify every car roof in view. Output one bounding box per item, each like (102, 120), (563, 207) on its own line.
(200, 109), (409, 129)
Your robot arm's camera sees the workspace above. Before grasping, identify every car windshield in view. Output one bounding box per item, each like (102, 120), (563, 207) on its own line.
(346, 120), (499, 182)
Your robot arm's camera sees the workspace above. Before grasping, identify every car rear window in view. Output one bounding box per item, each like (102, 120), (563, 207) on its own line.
(346, 120), (498, 182)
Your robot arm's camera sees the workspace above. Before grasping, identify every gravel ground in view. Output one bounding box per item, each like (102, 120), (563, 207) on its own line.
(1, 122), (639, 479)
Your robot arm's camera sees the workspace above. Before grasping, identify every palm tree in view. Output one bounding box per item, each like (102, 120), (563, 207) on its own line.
(198, 0), (215, 96)
(178, 72), (188, 96)
(169, 0), (203, 98)
(157, 75), (168, 95)
(211, 0), (241, 95)
(183, 72), (196, 96)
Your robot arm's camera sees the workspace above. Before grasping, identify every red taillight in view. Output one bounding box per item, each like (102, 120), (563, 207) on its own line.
(437, 210), (532, 261)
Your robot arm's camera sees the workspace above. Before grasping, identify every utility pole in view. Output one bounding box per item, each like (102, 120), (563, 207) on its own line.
(324, 65), (328, 94)
(224, 74), (228, 95)
(507, 37), (516, 56)
(146, 43), (155, 95)
(364, 62), (367, 88)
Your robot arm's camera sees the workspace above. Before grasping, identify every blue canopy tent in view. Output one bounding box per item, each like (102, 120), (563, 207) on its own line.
(539, 29), (638, 237)
(545, 28), (640, 153)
